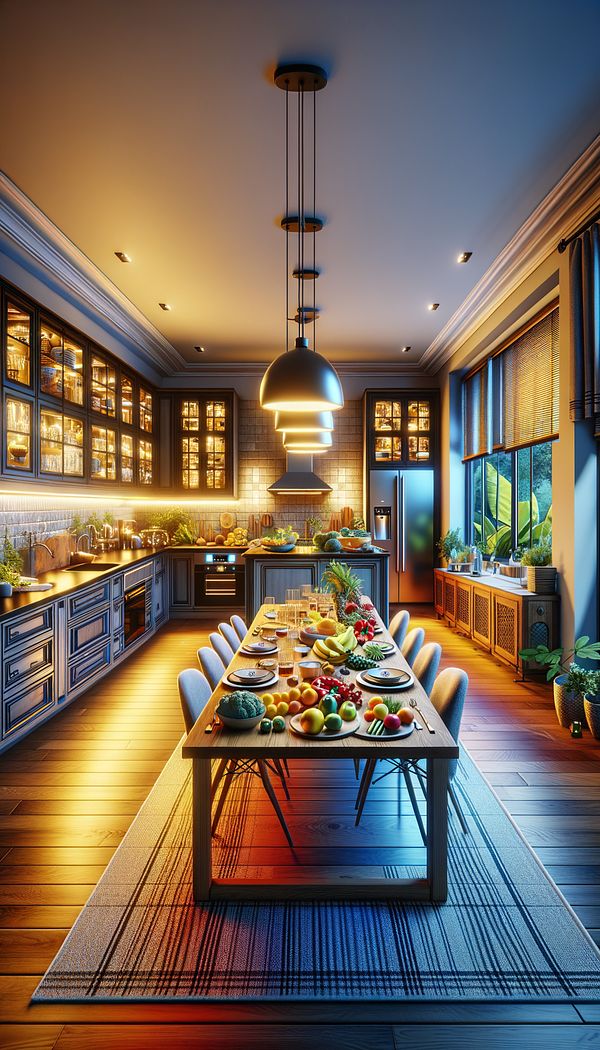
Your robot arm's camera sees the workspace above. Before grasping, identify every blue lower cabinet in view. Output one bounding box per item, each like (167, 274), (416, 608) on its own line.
(3, 674), (54, 739)
(68, 608), (111, 658)
(68, 642), (112, 694)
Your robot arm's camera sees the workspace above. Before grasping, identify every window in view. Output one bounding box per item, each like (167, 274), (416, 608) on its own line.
(468, 442), (552, 556)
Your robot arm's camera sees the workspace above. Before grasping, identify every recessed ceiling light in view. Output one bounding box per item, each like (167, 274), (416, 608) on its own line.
(428, 303), (440, 311)
(114, 251), (132, 263)
(401, 346), (411, 353)
(158, 302), (172, 311)
(457, 251), (472, 264)
(194, 345), (206, 353)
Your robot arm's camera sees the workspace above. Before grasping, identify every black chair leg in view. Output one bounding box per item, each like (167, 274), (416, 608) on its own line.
(448, 781), (469, 834)
(353, 757), (360, 780)
(258, 760), (294, 848)
(211, 759), (237, 836)
(355, 758), (377, 826)
(355, 757), (374, 810)
(402, 766), (427, 846)
(282, 758), (291, 778)
(273, 758), (291, 799)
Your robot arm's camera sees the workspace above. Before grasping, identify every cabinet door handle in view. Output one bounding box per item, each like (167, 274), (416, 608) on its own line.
(30, 658), (45, 670)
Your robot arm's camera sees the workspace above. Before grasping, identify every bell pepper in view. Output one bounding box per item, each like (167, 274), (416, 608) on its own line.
(354, 618), (375, 642)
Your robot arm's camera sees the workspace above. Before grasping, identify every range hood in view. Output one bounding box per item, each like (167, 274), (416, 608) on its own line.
(268, 454), (332, 495)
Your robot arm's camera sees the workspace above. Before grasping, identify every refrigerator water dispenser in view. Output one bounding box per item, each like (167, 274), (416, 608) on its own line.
(373, 505), (391, 541)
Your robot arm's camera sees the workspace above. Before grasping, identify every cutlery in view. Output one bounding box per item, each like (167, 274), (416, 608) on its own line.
(204, 710), (220, 734)
(414, 720), (423, 731)
(409, 698), (435, 732)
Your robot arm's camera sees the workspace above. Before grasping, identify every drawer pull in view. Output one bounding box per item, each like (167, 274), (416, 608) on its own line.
(30, 658), (46, 671)
(9, 657), (46, 680)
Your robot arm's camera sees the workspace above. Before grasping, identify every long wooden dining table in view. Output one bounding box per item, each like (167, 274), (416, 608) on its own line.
(182, 603), (459, 902)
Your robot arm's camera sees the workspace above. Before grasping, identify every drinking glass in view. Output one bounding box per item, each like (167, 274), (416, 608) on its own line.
(264, 595), (276, 615)
(278, 647), (294, 678)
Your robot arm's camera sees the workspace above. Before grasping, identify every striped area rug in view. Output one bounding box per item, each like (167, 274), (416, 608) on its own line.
(33, 744), (600, 1002)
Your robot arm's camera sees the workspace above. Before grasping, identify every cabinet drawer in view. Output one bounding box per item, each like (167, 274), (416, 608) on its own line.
(112, 574), (124, 600)
(3, 674), (54, 739)
(3, 604), (53, 654)
(124, 563), (153, 591)
(68, 608), (111, 657)
(4, 638), (53, 694)
(68, 642), (111, 693)
(153, 555), (165, 576)
(68, 582), (111, 620)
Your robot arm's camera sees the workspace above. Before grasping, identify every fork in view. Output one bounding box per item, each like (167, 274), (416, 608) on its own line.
(409, 698), (435, 732)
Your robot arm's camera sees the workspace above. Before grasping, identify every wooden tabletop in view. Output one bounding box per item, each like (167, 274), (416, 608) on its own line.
(182, 603), (458, 760)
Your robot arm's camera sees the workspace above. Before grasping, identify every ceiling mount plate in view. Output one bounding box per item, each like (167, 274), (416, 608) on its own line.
(290, 307), (320, 324)
(292, 268), (319, 280)
(281, 215), (324, 233)
(274, 64), (328, 92)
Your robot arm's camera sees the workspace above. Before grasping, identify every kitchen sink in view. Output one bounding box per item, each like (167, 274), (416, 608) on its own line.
(63, 562), (120, 572)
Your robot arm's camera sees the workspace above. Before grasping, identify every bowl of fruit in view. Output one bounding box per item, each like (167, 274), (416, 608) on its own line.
(261, 525), (299, 552)
(339, 527), (373, 551)
(216, 691), (266, 730)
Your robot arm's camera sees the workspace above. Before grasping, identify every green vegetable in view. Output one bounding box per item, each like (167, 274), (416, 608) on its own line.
(172, 523), (196, 545)
(324, 537), (342, 552)
(363, 642), (385, 661)
(345, 651), (379, 671)
(217, 690), (266, 719)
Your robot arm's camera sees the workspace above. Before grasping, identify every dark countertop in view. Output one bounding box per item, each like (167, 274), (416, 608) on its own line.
(243, 546), (389, 558)
(0, 548), (160, 622)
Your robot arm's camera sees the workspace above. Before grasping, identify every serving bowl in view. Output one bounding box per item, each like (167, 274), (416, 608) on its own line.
(216, 710), (265, 730)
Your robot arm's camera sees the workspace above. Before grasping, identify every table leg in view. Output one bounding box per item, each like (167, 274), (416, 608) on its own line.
(192, 758), (212, 901)
(426, 757), (449, 902)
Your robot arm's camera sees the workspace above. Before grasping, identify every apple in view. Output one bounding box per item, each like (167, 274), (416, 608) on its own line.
(338, 700), (357, 722)
(324, 712), (343, 733)
(300, 708), (325, 735)
(383, 713), (401, 732)
(373, 703), (389, 721)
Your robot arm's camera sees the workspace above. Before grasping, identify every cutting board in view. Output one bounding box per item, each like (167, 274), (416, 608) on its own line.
(341, 506), (354, 528)
(31, 531), (72, 575)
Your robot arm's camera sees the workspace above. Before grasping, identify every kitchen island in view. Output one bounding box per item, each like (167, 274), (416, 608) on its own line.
(244, 546), (390, 622)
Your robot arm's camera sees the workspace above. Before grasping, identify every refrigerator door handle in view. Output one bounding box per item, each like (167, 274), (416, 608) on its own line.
(400, 474), (406, 572)
(395, 474), (401, 574)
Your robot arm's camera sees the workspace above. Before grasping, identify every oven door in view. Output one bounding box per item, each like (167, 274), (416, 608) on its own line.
(194, 564), (245, 607)
(124, 582), (151, 647)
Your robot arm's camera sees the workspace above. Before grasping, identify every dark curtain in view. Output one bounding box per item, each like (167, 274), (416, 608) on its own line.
(569, 221), (600, 437)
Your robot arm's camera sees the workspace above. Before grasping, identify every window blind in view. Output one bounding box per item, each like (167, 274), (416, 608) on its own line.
(502, 308), (559, 450)
(463, 362), (490, 460)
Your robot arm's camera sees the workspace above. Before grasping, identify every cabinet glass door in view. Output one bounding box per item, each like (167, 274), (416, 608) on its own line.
(121, 375), (134, 426)
(205, 399), (226, 489)
(139, 439), (152, 484)
(91, 425), (116, 481)
(121, 432), (134, 483)
(40, 409), (84, 475)
(5, 396), (32, 471)
(406, 399), (431, 461)
(373, 399), (402, 462)
(40, 322), (84, 405)
(91, 355), (116, 417)
(140, 388), (152, 432)
(64, 415), (84, 475)
(5, 301), (31, 387)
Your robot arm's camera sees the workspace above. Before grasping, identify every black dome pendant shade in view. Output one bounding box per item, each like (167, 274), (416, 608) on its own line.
(260, 337), (344, 413)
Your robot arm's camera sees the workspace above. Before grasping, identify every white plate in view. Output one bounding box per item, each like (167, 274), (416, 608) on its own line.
(354, 719), (415, 740)
(364, 666), (412, 686)
(222, 670), (279, 690)
(356, 668), (414, 692)
(289, 712), (359, 739)
(240, 642), (278, 656)
(229, 667), (274, 685)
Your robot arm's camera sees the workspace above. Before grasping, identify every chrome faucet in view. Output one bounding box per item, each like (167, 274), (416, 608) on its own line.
(76, 532), (91, 552)
(33, 541), (54, 558)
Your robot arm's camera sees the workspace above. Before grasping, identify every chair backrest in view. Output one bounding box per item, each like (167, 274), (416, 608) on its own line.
(430, 667), (469, 778)
(197, 646), (225, 690)
(401, 626), (425, 667)
(219, 621), (240, 653)
(412, 641), (442, 696)
(210, 631), (234, 667)
(231, 614), (248, 642)
(389, 609), (410, 648)
(178, 668), (212, 733)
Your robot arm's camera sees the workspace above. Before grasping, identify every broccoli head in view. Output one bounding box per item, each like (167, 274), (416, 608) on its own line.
(217, 690), (266, 719)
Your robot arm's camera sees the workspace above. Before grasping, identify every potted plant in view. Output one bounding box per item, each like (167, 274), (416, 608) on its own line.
(583, 676), (600, 739)
(521, 541), (556, 594)
(519, 635), (600, 727)
(0, 533), (23, 597)
(437, 527), (463, 566)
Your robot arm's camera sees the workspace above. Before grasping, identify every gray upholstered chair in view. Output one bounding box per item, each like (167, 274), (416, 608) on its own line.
(401, 626), (425, 667)
(230, 614), (248, 642)
(210, 631), (234, 667)
(219, 621), (240, 654)
(197, 645), (225, 690)
(389, 609), (410, 648)
(178, 668), (212, 733)
(412, 642), (442, 697)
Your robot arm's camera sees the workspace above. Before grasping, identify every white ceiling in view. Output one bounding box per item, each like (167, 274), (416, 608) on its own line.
(2, 0), (600, 368)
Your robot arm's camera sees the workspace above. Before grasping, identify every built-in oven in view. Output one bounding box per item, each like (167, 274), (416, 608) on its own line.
(124, 580), (152, 647)
(194, 551), (245, 608)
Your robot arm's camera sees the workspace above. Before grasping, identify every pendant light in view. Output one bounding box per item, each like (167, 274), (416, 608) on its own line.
(259, 63), (344, 416)
(274, 409), (334, 433)
(283, 430), (333, 453)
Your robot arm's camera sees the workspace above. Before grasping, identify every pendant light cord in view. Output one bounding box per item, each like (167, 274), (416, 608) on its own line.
(313, 82), (317, 353)
(297, 87), (302, 337)
(285, 83), (289, 353)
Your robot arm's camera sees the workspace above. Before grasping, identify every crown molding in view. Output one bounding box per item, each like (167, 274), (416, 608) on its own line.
(0, 172), (185, 376)
(160, 359), (429, 385)
(421, 133), (600, 373)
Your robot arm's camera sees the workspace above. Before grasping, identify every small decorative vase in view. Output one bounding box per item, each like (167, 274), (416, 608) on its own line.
(526, 566), (557, 594)
(553, 674), (585, 728)
(0, 582), (13, 598)
(583, 694), (600, 739)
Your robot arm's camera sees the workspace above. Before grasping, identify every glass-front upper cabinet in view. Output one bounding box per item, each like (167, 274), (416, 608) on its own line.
(5, 300), (32, 387)
(367, 391), (436, 467)
(121, 433), (134, 483)
(140, 388), (152, 432)
(139, 439), (153, 485)
(40, 321), (84, 406)
(40, 409), (84, 476)
(178, 395), (232, 493)
(91, 354), (116, 416)
(5, 395), (33, 471)
(120, 374), (135, 427)
(91, 425), (116, 481)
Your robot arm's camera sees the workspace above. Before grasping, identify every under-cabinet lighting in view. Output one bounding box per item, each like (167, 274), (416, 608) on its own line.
(114, 251), (132, 263)
(0, 489), (240, 505)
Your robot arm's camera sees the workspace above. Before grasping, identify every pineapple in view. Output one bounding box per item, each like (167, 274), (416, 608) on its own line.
(320, 561), (363, 617)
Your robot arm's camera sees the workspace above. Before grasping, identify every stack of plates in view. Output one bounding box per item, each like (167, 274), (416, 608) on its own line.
(223, 666), (278, 690)
(373, 641), (395, 656)
(240, 640), (278, 657)
(356, 666), (414, 691)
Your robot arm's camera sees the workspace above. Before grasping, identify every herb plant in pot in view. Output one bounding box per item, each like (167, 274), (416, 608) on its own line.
(0, 534), (23, 597)
(519, 635), (600, 728)
(521, 542), (556, 594)
(583, 674), (600, 740)
(436, 528), (463, 566)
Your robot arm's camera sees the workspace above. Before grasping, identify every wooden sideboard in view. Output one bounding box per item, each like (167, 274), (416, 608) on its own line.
(434, 568), (560, 674)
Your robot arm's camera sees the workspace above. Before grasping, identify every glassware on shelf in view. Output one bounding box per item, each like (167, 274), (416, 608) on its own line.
(140, 388), (152, 432)
(139, 439), (152, 484)
(91, 355), (116, 416)
(121, 376), (134, 426)
(6, 397), (31, 470)
(121, 433), (134, 483)
(6, 302), (31, 386)
(91, 425), (116, 480)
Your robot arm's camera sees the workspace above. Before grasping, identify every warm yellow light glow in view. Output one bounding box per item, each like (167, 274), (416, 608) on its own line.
(0, 488), (239, 505)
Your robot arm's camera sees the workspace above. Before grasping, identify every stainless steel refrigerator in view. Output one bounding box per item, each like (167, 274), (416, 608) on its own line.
(369, 469), (435, 604)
